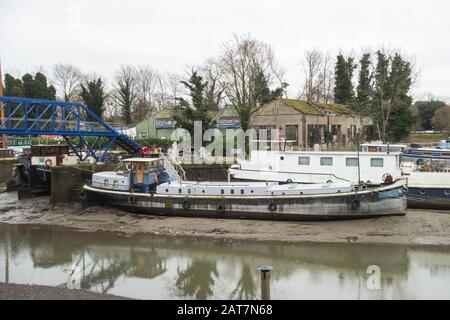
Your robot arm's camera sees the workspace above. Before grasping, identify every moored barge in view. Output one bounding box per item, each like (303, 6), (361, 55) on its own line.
(82, 158), (408, 221)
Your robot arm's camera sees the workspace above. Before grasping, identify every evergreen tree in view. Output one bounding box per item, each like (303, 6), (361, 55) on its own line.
(4, 72), (56, 100)
(254, 70), (288, 106)
(372, 51), (414, 142)
(80, 78), (106, 120)
(413, 100), (446, 130)
(356, 53), (372, 115)
(333, 54), (356, 104)
(173, 71), (216, 137)
(4, 72), (56, 119)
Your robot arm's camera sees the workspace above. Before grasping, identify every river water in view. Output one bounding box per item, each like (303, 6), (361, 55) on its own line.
(0, 224), (449, 300)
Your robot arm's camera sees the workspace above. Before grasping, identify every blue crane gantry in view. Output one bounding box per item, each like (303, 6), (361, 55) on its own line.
(0, 96), (142, 162)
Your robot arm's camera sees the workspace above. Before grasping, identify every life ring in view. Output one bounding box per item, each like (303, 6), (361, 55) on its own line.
(128, 195), (136, 204)
(217, 204), (225, 213)
(382, 173), (393, 184)
(141, 146), (150, 156)
(44, 159), (52, 167)
(182, 200), (191, 210)
(79, 189), (88, 200)
(268, 202), (277, 212)
(350, 198), (360, 210)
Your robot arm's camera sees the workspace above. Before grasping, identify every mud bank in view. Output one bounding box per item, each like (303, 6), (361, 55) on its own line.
(0, 191), (449, 246)
(0, 283), (131, 300)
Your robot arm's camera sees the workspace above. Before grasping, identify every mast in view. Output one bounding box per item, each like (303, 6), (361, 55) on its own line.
(0, 60), (7, 148)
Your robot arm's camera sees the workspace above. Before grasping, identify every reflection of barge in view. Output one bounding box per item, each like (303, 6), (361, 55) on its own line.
(82, 158), (408, 221)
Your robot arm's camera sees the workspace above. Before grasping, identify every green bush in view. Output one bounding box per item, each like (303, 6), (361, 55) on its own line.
(135, 138), (173, 149)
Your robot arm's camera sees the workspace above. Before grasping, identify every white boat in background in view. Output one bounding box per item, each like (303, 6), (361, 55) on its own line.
(229, 150), (402, 185)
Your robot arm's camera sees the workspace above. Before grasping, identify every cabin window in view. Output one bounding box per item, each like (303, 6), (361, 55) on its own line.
(104, 179), (109, 187)
(231, 189), (234, 195)
(140, 132), (148, 138)
(165, 189), (169, 192)
(445, 190), (450, 196)
(113, 180), (118, 188)
(221, 189), (224, 194)
(371, 158), (384, 167)
(298, 157), (310, 165)
(241, 189), (244, 195)
(320, 157), (333, 166)
(188, 189), (191, 194)
(179, 189), (182, 194)
(346, 158), (359, 167)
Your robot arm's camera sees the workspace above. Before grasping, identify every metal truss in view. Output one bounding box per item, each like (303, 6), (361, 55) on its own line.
(0, 96), (141, 162)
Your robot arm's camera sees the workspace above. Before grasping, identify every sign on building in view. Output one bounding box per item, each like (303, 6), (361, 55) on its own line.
(155, 118), (175, 129)
(219, 116), (240, 128)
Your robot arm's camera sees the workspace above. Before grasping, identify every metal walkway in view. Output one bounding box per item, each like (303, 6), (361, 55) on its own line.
(0, 96), (142, 161)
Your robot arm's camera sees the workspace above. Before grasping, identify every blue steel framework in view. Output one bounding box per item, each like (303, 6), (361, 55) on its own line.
(0, 96), (141, 161)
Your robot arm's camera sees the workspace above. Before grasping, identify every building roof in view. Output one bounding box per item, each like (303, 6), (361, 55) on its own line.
(277, 99), (355, 116)
(212, 105), (239, 121)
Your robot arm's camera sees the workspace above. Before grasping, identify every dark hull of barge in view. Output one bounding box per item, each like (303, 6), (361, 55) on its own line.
(82, 184), (407, 221)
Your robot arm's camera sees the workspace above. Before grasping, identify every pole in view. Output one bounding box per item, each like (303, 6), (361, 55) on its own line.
(0, 60), (7, 148)
(257, 265), (273, 300)
(357, 129), (361, 186)
(4, 226), (9, 283)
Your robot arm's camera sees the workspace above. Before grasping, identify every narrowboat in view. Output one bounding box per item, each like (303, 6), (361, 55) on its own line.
(81, 157), (408, 221)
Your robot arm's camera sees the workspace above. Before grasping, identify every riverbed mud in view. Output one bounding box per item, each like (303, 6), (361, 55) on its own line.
(0, 191), (449, 246)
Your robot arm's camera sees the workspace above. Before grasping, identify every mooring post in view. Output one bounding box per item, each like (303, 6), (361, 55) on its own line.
(257, 265), (273, 300)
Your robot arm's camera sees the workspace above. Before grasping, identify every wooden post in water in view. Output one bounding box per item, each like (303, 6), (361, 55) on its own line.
(257, 265), (273, 300)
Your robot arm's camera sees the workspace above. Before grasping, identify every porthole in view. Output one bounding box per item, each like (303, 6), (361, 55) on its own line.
(445, 190), (450, 196)
(202, 190), (205, 194)
(280, 156), (285, 161)
(165, 189), (169, 192)
(419, 189), (426, 195)
(251, 190), (254, 193)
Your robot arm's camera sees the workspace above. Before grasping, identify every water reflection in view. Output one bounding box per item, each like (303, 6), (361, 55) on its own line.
(176, 260), (218, 299)
(1, 224), (449, 299)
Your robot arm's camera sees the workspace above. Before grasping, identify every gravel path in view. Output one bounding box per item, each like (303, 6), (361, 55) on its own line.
(0, 283), (131, 300)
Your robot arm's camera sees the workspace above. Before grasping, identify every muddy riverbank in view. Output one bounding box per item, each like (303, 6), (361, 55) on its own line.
(0, 283), (131, 300)
(0, 191), (449, 246)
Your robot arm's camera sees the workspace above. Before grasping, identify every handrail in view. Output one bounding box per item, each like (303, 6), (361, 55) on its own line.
(160, 152), (186, 181)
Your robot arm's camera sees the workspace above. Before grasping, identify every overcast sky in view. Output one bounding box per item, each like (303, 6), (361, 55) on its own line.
(1, 0), (449, 101)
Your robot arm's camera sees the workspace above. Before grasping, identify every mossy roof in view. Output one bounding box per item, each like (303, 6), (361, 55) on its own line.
(278, 99), (354, 116)
(212, 105), (238, 120)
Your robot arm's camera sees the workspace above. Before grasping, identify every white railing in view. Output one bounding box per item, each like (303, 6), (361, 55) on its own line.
(160, 152), (186, 181)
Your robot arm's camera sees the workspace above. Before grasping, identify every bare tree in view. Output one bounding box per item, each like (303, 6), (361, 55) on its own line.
(200, 58), (226, 110)
(151, 72), (182, 109)
(300, 49), (324, 102)
(53, 63), (83, 101)
(217, 34), (285, 130)
(112, 65), (137, 124)
(134, 66), (159, 122)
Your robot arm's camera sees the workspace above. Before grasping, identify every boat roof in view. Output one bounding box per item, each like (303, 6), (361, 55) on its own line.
(122, 157), (164, 162)
(252, 150), (402, 156)
(360, 143), (408, 147)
